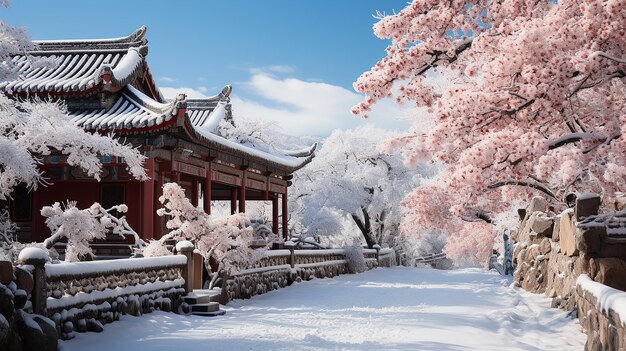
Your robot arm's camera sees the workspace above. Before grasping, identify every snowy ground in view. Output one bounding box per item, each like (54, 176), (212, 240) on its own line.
(60, 267), (586, 351)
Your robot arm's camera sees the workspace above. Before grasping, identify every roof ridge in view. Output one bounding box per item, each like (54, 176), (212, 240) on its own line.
(31, 26), (148, 52)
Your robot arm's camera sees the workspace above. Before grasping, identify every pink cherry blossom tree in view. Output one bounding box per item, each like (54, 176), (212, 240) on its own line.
(354, 0), (626, 265)
(155, 183), (264, 289)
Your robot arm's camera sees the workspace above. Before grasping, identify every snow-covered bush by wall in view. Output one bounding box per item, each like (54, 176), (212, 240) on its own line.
(344, 244), (367, 274)
(41, 202), (143, 262)
(155, 183), (265, 289)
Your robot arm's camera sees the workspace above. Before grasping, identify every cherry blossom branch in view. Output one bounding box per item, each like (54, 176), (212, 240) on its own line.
(485, 180), (556, 199)
(416, 39), (473, 76)
(547, 131), (613, 150)
(590, 51), (626, 64)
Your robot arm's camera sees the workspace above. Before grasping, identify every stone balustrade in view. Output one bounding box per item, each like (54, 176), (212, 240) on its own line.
(20, 252), (190, 340)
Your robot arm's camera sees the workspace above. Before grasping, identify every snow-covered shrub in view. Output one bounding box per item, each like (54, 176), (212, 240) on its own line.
(0, 209), (17, 244)
(344, 245), (367, 274)
(156, 183), (265, 289)
(42, 201), (143, 262)
(142, 240), (172, 257)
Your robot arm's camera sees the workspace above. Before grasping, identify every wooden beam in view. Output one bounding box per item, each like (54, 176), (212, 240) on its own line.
(282, 191), (288, 240)
(272, 196), (279, 235)
(141, 158), (155, 240)
(154, 170), (163, 239)
(204, 164), (212, 215)
(171, 171), (180, 183)
(230, 188), (237, 214)
(239, 170), (246, 213)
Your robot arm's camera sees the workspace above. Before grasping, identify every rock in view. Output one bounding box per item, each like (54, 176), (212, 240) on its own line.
(528, 196), (548, 217)
(13, 290), (27, 310)
(0, 261), (12, 285)
(530, 213), (554, 237)
(14, 268), (33, 295)
(589, 258), (626, 291)
(86, 319), (103, 333)
(575, 193), (602, 221)
(517, 208), (526, 221)
(576, 226), (606, 255)
(0, 290), (14, 321)
(552, 214), (561, 242)
(75, 319), (87, 333)
(539, 238), (552, 255)
(559, 210), (579, 256)
(17, 312), (58, 351)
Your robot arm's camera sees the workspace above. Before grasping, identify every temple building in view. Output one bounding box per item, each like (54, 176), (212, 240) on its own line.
(2, 26), (315, 247)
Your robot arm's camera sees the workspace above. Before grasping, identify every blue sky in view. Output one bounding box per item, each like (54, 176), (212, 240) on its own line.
(3, 1), (412, 136)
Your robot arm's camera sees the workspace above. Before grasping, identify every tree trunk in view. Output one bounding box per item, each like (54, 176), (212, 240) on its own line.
(351, 207), (377, 248)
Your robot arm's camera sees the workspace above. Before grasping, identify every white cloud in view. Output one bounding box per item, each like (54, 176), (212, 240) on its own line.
(159, 76), (175, 82)
(249, 65), (296, 75)
(232, 74), (414, 136)
(160, 74), (432, 137)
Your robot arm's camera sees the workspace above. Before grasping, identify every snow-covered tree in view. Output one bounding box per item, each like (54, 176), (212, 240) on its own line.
(0, 12), (147, 201)
(156, 183), (264, 289)
(290, 126), (436, 249)
(354, 0), (626, 265)
(41, 202), (143, 262)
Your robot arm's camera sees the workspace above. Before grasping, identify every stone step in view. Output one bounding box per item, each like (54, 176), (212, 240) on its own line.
(191, 310), (226, 317)
(185, 289), (222, 304)
(191, 302), (220, 313)
(184, 294), (213, 305)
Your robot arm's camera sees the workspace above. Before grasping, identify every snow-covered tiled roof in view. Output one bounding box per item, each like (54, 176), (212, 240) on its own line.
(68, 85), (181, 131)
(0, 26), (148, 94)
(183, 86), (316, 173)
(2, 26), (315, 174)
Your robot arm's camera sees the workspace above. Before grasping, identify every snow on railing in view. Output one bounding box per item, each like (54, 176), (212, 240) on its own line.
(577, 274), (626, 325)
(415, 252), (447, 264)
(222, 247), (397, 301)
(19, 251), (189, 339)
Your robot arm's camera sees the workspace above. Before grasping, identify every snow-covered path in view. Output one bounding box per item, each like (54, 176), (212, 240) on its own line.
(60, 267), (585, 351)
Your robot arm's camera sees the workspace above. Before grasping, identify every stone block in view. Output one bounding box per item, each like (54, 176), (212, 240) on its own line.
(552, 214), (561, 242)
(14, 268), (33, 295)
(575, 193), (602, 221)
(559, 211), (578, 256)
(577, 226), (607, 255)
(589, 258), (626, 291)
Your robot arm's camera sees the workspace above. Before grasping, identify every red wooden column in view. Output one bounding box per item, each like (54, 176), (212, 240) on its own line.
(153, 170), (164, 239)
(203, 168), (212, 215)
(141, 158), (155, 240)
(282, 189), (288, 240)
(272, 195), (279, 234)
(191, 179), (199, 207)
(239, 170), (247, 213)
(171, 171), (180, 183)
(230, 188), (238, 214)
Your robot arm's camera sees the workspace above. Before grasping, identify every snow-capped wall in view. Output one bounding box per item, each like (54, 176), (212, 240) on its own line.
(221, 247), (396, 302)
(22, 255), (188, 340)
(577, 275), (626, 350)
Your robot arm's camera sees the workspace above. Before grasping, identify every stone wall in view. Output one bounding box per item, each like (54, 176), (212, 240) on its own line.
(511, 195), (626, 350)
(20, 252), (189, 341)
(576, 275), (626, 351)
(221, 247), (396, 302)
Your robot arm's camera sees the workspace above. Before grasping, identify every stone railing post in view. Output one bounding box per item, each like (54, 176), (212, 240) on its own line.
(285, 240), (296, 268)
(373, 244), (381, 266)
(18, 247), (48, 315)
(176, 241), (194, 294)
